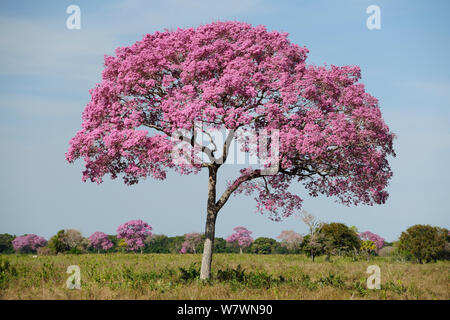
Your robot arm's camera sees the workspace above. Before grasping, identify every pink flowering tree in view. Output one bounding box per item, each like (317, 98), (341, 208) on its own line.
(12, 234), (47, 253)
(180, 232), (203, 254)
(66, 21), (395, 279)
(277, 230), (303, 251)
(226, 226), (254, 254)
(88, 231), (114, 253)
(116, 220), (152, 253)
(359, 231), (384, 252)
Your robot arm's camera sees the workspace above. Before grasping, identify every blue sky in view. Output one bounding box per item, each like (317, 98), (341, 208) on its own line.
(0, 0), (449, 242)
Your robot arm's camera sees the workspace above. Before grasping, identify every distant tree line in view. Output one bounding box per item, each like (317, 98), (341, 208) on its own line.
(1, 219), (448, 264)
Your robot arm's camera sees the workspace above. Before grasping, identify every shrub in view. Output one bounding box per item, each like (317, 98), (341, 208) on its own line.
(251, 237), (277, 254)
(47, 229), (85, 254)
(318, 223), (361, 260)
(214, 237), (227, 253)
(0, 257), (17, 289)
(0, 234), (15, 254)
(47, 230), (69, 253)
(215, 265), (284, 288)
(178, 263), (200, 282)
(145, 234), (170, 253)
(398, 225), (447, 263)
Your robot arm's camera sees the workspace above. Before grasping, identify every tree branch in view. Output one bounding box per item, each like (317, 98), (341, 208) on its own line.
(215, 169), (262, 211)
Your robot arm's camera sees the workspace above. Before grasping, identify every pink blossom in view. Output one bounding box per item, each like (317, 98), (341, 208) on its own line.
(226, 226), (253, 251)
(359, 231), (384, 250)
(66, 21), (395, 221)
(116, 220), (152, 252)
(180, 232), (202, 254)
(12, 234), (47, 253)
(88, 231), (114, 252)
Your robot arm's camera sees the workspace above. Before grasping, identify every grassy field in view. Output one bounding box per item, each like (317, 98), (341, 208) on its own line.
(0, 253), (448, 300)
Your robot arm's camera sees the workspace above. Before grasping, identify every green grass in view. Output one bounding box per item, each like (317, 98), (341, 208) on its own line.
(0, 253), (448, 299)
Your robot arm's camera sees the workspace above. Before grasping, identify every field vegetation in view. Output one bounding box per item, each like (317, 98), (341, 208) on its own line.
(1, 253), (448, 300)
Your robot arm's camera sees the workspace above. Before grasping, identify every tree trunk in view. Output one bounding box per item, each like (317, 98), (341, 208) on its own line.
(200, 166), (218, 280)
(240, 247), (243, 254)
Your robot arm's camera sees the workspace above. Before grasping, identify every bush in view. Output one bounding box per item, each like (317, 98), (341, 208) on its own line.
(47, 230), (70, 254)
(145, 234), (171, 253)
(251, 237), (277, 254)
(215, 265), (284, 288)
(0, 234), (15, 254)
(0, 257), (17, 289)
(439, 242), (450, 260)
(178, 264), (200, 282)
(318, 223), (361, 259)
(47, 229), (86, 254)
(398, 225), (447, 263)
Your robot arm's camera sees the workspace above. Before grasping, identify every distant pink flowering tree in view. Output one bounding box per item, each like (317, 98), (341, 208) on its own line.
(359, 231), (384, 252)
(180, 232), (203, 254)
(116, 220), (152, 253)
(12, 234), (47, 253)
(277, 230), (303, 251)
(226, 226), (253, 254)
(88, 231), (114, 253)
(66, 21), (395, 279)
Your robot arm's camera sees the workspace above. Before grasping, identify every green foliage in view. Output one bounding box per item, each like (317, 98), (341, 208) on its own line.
(297, 272), (346, 291)
(251, 237), (277, 254)
(0, 234), (15, 254)
(382, 279), (406, 294)
(398, 225), (447, 263)
(316, 272), (346, 288)
(178, 263), (200, 282)
(0, 257), (17, 289)
(352, 278), (368, 296)
(361, 240), (376, 252)
(168, 235), (185, 253)
(360, 240), (377, 260)
(117, 238), (128, 252)
(145, 234), (171, 253)
(301, 234), (324, 260)
(318, 223), (361, 258)
(215, 264), (285, 289)
(214, 237), (227, 253)
(47, 230), (70, 254)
